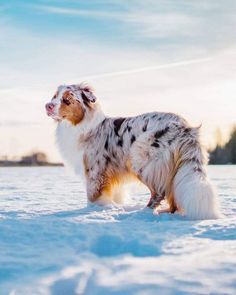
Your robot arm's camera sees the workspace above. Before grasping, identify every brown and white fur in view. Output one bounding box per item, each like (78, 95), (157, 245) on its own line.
(45, 82), (221, 220)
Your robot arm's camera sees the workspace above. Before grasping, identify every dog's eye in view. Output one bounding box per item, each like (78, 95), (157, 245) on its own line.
(62, 98), (71, 106)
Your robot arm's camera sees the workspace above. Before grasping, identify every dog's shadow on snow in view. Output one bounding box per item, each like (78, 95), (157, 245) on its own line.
(43, 204), (196, 257)
(53, 203), (184, 223)
(43, 204), (212, 257)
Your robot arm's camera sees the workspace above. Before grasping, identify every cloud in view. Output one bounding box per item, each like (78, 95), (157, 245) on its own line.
(77, 56), (213, 81)
(33, 4), (200, 39)
(32, 1), (236, 49)
(33, 5), (119, 18)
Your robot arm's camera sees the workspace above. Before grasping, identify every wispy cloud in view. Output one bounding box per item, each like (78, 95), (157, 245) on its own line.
(34, 4), (200, 39)
(77, 57), (213, 81)
(33, 5), (118, 18)
(32, 1), (236, 46)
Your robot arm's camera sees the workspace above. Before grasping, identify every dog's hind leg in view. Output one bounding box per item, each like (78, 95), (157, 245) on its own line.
(166, 190), (178, 213)
(147, 191), (164, 209)
(150, 189), (177, 214)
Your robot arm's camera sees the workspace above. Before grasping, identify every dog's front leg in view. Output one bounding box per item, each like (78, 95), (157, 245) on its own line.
(86, 175), (113, 205)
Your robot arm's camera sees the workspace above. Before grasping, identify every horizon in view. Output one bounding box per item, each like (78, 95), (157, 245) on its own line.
(1, 1), (236, 162)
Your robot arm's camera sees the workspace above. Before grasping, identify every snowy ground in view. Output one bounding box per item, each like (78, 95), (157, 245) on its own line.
(0, 166), (236, 295)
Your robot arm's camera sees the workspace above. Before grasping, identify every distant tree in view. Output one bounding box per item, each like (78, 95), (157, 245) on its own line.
(21, 152), (48, 165)
(225, 126), (236, 164)
(209, 145), (229, 164)
(215, 128), (224, 147)
(209, 125), (236, 164)
(34, 152), (48, 163)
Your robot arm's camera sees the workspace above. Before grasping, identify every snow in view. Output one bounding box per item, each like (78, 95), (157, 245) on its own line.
(0, 166), (236, 295)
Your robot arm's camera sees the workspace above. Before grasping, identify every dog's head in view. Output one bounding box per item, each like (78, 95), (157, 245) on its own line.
(45, 83), (97, 125)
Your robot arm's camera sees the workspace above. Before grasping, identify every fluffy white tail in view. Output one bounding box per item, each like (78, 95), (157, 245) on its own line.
(173, 164), (221, 220)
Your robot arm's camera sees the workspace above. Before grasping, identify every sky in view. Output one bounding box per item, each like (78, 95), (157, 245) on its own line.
(0, 0), (236, 162)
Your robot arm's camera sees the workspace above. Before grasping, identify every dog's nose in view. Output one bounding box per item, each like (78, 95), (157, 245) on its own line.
(45, 102), (54, 112)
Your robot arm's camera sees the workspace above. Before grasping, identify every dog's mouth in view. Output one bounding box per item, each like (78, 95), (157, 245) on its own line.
(46, 110), (53, 117)
(47, 111), (61, 122)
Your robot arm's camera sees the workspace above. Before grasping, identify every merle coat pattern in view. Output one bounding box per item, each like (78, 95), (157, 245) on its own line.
(45, 83), (221, 220)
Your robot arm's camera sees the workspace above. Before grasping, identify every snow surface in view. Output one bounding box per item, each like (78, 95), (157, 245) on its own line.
(0, 166), (236, 295)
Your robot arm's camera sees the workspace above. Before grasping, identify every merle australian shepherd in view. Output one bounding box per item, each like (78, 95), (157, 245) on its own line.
(45, 82), (221, 219)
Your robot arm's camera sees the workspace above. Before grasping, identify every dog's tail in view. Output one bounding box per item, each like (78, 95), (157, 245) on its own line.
(173, 163), (221, 219)
(171, 127), (221, 220)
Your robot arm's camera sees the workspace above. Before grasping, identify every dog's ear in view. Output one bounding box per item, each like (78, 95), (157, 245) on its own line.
(79, 83), (97, 103)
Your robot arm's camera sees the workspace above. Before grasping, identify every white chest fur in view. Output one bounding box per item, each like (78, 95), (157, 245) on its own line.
(56, 121), (85, 179)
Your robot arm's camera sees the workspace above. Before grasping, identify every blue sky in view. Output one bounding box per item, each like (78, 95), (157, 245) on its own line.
(1, 1), (236, 161)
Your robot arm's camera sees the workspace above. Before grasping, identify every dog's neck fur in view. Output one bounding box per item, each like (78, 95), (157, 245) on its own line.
(56, 103), (105, 177)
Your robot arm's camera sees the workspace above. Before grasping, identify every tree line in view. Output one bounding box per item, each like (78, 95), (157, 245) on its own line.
(209, 126), (236, 164)
(0, 152), (62, 167)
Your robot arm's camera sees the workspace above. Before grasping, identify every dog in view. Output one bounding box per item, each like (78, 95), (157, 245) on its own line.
(45, 82), (221, 219)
